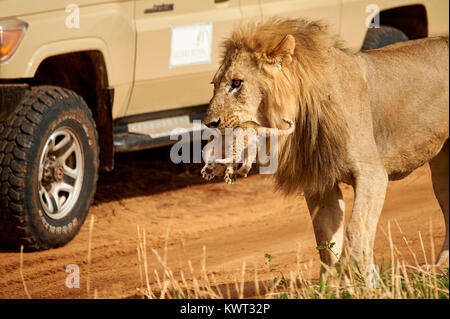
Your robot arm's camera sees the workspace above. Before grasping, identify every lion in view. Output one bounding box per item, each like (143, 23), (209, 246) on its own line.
(203, 18), (449, 268)
(201, 118), (295, 184)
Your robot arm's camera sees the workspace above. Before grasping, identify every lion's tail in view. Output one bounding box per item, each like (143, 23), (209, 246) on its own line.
(259, 118), (295, 137)
(258, 119), (295, 137)
(278, 118), (295, 136)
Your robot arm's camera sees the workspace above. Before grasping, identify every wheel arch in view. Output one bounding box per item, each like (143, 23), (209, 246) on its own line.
(33, 49), (114, 171)
(377, 4), (428, 40)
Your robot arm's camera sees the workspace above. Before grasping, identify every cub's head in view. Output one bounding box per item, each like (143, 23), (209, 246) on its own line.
(203, 33), (296, 129)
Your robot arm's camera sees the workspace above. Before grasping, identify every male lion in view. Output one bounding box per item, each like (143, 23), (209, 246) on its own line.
(203, 18), (449, 267)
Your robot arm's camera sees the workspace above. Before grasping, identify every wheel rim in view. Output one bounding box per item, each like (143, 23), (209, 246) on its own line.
(38, 127), (84, 220)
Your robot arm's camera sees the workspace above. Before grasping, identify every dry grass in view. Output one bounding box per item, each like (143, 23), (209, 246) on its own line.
(132, 222), (449, 300)
(17, 221), (448, 299)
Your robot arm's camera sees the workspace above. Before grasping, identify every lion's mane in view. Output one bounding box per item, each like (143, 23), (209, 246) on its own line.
(223, 19), (350, 196)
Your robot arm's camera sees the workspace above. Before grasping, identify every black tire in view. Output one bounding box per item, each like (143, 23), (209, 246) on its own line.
(0, 86), (99, 250)
(361, 25), (409, 51)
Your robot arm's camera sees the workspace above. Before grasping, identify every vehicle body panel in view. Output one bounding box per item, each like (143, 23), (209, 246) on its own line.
(0, 0), (449, 120)
(0, 1), (135, 118)
(341, 0), (449, 50)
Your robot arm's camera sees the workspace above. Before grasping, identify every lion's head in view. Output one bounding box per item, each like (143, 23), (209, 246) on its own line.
(204, 19), (350, 196)
(204, 32), (296, 129)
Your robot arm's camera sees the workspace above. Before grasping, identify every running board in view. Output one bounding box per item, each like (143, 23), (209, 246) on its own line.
(113, 113), (206, 152)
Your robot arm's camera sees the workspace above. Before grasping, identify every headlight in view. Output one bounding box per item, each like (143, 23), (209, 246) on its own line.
(0, 18), (28, 63)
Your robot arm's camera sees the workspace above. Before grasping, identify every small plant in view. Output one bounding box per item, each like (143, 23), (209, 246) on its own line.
(316, 241), (340, 260)
(176, 290), (187, 299)
(264, 253), (287, 293)
(435, 267), (449, 299)
(316, 241), (336, 251)
(264, 253), (275, 272)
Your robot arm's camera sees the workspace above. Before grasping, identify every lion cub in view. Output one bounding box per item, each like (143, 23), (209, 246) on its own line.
(201, 118), (295, 184)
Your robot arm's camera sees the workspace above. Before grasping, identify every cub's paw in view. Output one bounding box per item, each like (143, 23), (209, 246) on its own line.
(224, 172), (237, 184)
(201, 164), (215, 181)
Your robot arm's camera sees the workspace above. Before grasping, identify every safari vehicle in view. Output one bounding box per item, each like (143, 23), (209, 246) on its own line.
(0, 0), (448, 250)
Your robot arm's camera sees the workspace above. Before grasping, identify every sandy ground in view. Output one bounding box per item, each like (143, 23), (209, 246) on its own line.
(0, 147), (446, 299)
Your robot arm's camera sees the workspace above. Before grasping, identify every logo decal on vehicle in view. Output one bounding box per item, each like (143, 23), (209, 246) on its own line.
(170, 23), (213, 68)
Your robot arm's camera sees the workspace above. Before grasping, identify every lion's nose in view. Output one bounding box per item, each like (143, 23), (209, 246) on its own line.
(205, 118), (221, 128)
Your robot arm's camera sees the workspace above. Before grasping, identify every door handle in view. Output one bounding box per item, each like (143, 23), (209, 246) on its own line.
(215, 0), (230, 3)
(144, 3), (174, 14)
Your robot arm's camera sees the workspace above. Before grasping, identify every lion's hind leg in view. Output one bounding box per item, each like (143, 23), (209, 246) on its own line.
(429, 140), (449, 265)
(236, 147), (256, 178)
(236, 134), (258, 178)
(236, 162), (252, 177)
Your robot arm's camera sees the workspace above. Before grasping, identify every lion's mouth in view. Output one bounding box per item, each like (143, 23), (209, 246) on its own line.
(202, 117), (220, 129)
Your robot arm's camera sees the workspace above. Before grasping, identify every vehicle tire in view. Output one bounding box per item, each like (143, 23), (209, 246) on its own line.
(361, 25), (409, 51)
(0, 86), (99, 250)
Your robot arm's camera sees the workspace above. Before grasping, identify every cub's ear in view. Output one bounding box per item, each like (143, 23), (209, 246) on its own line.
(269, 34), (295, 66)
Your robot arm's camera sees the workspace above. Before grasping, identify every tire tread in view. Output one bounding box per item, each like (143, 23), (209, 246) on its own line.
(0, 86), (99, 250)
(362, 25), (409, 51)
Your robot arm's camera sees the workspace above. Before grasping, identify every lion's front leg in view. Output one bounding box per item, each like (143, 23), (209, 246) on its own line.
(305, 184), (346, 267)
(201, 136), (225, 181)
(201, 163), (216, 181)
(201, 162), (226, 181)
(343, 166), (388, 267)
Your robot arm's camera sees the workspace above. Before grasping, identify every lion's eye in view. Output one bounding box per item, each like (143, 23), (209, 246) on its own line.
(231, 79), (243, 89)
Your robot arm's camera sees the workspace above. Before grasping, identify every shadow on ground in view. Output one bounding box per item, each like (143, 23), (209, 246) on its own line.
(94, 145), (209, 205)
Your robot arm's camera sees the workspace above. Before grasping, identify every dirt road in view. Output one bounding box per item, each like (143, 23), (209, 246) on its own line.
(0, 147), (446, 298)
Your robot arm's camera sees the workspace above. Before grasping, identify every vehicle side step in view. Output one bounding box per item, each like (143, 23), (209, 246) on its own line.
(113, 113), (206, 152)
